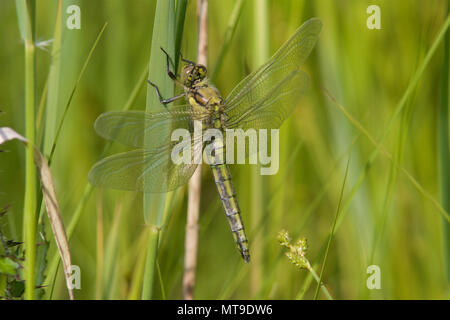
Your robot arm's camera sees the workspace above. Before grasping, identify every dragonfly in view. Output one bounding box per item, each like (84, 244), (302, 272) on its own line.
(88, 18), (322, 263)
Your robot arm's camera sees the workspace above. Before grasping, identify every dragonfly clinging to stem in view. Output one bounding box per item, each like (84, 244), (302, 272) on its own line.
(88, 18), (322, 263)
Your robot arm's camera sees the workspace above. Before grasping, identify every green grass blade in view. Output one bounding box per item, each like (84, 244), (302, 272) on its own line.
(127, 229), (150, 300)
(174, 0), (188, 72)
(143, 0), (176, 226)
(142, 0), (178, 300)
(101, 200), (123, 299)
(142, 226), (160, 299)
(439, 5), (450, 280)
(314, 153), (351, 299)
(43, 0), (62, 155)
(156, 260), (166, 300)
(104, 1), (128, 109)
(15, 0), (37, 300)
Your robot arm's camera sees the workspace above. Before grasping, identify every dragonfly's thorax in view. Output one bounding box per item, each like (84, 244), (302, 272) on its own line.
(186, 80), (226, 129)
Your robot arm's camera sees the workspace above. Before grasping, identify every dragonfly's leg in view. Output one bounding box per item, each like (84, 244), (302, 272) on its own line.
(160, 47), (178, 81)
(180, 52), (196, 65)
(161, 93), (185, 104)
(147, 80), (184, 105)
(160, 47), (185, 88)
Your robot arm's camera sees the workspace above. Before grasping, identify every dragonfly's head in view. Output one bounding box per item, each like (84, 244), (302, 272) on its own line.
(181, 63), (207, 87)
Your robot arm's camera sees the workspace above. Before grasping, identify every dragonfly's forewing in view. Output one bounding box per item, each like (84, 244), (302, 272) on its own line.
(88, 137), (203, 192)
(94, 106), (202, 149)
(225, 70), (309, 130)
(224, 18), (321, 130)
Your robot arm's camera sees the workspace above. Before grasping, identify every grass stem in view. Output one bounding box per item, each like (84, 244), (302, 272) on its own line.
(250, 0), (269, 296)
(16, 0), (37, 300)
(183, 0), (208, 300)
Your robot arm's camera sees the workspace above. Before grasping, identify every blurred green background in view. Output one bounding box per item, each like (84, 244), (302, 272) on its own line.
(0, 0), (449, 299)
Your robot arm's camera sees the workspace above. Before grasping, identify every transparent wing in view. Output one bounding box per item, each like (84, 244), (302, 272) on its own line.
(226, 70), (309, 130)
(88, 136), (204, 192)
(94, 105), (208, 149)
(224, 18), (321, 130)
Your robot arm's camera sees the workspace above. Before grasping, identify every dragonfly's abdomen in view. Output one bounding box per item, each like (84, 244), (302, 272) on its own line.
(208, 140), (250, 263)
(188, 81), (248, 261)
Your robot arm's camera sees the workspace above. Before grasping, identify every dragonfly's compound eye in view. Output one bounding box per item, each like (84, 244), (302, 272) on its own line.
(181, 64), (195, 85)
